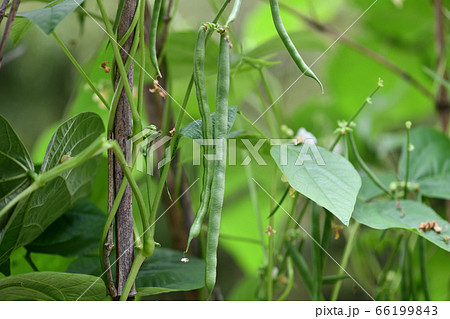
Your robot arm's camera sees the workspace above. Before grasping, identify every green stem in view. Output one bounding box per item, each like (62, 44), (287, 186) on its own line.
(119, 250), (146, 301)
(25, 250), (39, 272)
(99, 178), (127, 271)
(331, 222), (360, 301)
(267, 215), (274, 301)
(376, 233), (403, 297)
(96, 0), (140, 124)
(320, 210), (332, 273)
(244, 159), (267, 259)
(329, 86), (381, 151)
(311, 203), (322, 300)
(418, 237), (430, 300)
(348, 132), (392, 196)
(109, 141), (150, 231)
(404, 122), (412, 199)
(107, 31), (140, 133)
(0, 182), (39, 219)
(1, 136), (107, 219)
(258, 68), (281, 135)
(286, 241), (313, 297)
(277, 257), (294, 301)
(268, 187), (289, 218)
(276, 192), (298, 253)
(52, 32), (110, 109)
(237, 110), (267, 139)
(137, 0), (146, 117)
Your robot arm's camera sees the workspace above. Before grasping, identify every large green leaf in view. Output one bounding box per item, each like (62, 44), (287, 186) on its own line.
(179, 105), (238, 140)
(135, 248), (205, 296)
(271, 144), (361, 225)
(0, 112), (104, 268)
(18, 0), (85, 35)
(67, 255), (102, 276)
(26, 199), (106, 256)
(399, 127), (450, 199)
(353, 200), (450, 252)
(0, 272), (106, 300)
(0, 116), (34, 216)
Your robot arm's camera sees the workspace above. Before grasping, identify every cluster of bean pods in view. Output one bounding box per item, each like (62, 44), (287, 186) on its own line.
(184, 0), (322, 296)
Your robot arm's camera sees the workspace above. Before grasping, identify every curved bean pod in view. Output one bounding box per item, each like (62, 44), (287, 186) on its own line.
(185, 26), (214, 253)
(205, 32), (230, 294)
(269, 0), (323, 93)
(149, 0), (163, 77)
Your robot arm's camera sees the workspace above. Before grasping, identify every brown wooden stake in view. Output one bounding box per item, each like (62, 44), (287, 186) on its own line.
(110, 0), (138, 299)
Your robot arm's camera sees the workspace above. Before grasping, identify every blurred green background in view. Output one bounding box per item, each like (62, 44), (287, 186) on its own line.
(0, 0), (449, 300)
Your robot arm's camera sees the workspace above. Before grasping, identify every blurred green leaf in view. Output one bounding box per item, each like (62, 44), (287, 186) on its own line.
(10, 17), (34, 45)
(18, 0), (85, 35)
(358, 172), (397, 202)
(271, 144), (361, 225)
(353, 200), (450, 252)
(135, 248), (205, 296)
(399, 127), (450, 199)
(67, 255), (102, 276)
(0, 271), (106, 300)
(26, 199), (106, 257)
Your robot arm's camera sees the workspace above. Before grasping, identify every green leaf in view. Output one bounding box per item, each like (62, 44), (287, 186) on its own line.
(353, 200), (450, 252)
(271, 144), (361, 225)
(0, 113), (104, 266)
(17, 0), (85, 35)
(399, 127), (450, 199)
(26, 199), (106, 257)
(67, 255), (102, 276)
(135, 248), (205, 296)
(179, 105), (238, 140)
(10, 17), (34, 45)
(0, 115), (34, 222)
(0, 259), (10, 276)
(0, 272), (106, 300)
(358, 172), (397, 202)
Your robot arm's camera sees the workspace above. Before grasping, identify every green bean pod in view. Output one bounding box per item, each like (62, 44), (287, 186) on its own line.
(149, 0), (163, 77)
(205, 32), (230, 293)
(185, 26), (215, 253)
(269, 0), (323, 93)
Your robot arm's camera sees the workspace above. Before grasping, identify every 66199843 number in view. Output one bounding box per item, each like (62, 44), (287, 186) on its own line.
(375, 306), (438, 316)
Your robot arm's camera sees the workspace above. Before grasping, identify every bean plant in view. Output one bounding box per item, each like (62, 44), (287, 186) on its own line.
(0, 0), (449, 301)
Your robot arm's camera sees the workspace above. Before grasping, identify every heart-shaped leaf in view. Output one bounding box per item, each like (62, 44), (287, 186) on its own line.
(0, 272), (106, 300)
(26, 199), (106, 256)
(18, 0), (85, 35)
(0, 113), (104, 268)
(271, 144), (361, 225)
(0, 116), (34, 216)
(353, 200), (450, 252)
(399, 127), (450, 199)
(135, 248), (205, 296)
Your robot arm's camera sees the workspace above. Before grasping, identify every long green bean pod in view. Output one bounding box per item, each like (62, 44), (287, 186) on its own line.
(185, 26), (215, 253)
(149, 0), (163, 77)
(205, 32), (230, 294)
(269, 0), (323, 93)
